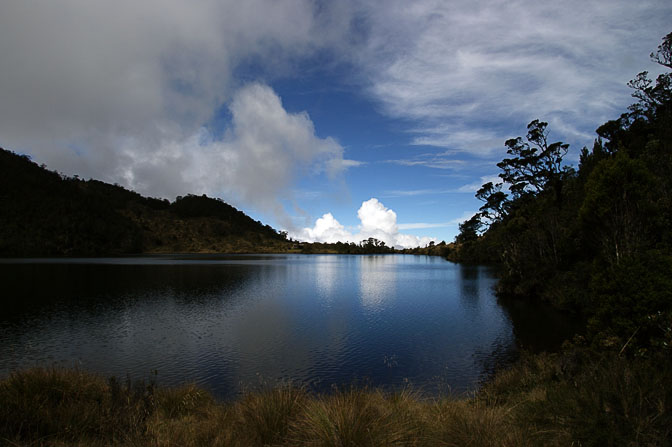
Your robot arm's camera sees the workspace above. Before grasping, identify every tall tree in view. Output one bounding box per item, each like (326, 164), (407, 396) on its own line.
(497, 120), (571, 203)
(628, 31), (672, 119)
(475, 182), (508, 223)
(455, 214), (483, 244)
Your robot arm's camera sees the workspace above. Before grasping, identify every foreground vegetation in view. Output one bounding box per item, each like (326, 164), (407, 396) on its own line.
(2, 343), (670, 446)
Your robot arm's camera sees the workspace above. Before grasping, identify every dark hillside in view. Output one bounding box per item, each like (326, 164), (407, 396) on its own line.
(0, 150), (144, 255)
(0, 149), (291, 256)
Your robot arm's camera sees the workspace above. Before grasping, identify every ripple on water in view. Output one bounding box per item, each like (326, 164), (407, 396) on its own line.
(0, 255), (578, 398)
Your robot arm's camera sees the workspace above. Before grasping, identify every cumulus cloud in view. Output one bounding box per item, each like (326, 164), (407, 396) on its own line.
(358, 198), (398, 235)
(116, 83), (346, 225)
(297, 213), (353, 244)
(0, 0), (355, 223)
(292, 198), (437, 248)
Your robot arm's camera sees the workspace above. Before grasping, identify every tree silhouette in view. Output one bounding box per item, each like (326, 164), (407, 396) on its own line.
(497, 120), (571, 202)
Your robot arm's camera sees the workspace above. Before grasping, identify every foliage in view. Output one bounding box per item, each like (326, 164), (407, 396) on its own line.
(0, 150), (292, 256)
(452, 31), (672, 348)
(481, 347), (672, 446)
(497, 119), (572, 200)
(587, 250), (672, 346)
(297, 240), (396, 254)
(476, 182), (508, 223)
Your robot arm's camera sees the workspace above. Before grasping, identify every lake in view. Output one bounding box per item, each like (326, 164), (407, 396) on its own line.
(0, 254), (574, 399)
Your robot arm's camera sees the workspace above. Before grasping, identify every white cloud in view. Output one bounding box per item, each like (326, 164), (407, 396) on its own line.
(358, 198), (398, 235)
(385, 156), (467, 170)
(410, 128), (508, 157)
(350, 0), (671, 154)
(325, 158), (367, 175)
(298, 213), (353, 244)
(382, 188), (454, 197)
(457, 175), (503, 193)
(397, 222), (451, 230)
(292, 198), (437, 248)
(118, 83), (347, 226)
(449, 211), (480, 226)
(5, 1), (664, 169)
(0, 0), (356, 225)
(1, 0), (670, 231)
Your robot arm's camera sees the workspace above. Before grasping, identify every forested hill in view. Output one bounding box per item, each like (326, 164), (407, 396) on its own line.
(0, 148), (291, 256)
(450, 32), (672, 349)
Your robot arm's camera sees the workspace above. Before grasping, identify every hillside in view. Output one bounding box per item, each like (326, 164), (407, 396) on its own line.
(0, 149), (292, 256)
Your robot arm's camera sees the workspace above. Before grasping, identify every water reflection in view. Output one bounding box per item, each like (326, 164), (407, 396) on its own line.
(458, 265), (482, 320)
(497, 295), (583, 353)
(314, 255), (339, 300)
(359, 255), (396, 311)
(0, 255), (577, 399)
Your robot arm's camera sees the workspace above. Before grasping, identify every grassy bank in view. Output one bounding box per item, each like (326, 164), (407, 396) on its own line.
(2, 347), (670, 446)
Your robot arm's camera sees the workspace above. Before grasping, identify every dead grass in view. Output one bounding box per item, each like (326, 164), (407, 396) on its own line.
(1, 353), (670, 447)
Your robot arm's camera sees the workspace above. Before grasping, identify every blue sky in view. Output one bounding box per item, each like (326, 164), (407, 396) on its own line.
(1, 1), (670, 246)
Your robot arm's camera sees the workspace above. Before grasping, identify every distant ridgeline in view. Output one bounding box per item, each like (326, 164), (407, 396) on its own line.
(0, 148), (291, 256)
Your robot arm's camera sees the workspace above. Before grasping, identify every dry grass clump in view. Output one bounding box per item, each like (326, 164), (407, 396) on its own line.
(0, 367), (154, 445)
(232, 384), (308, 445)
(428, 399), (530, 447)
(288, 387), (424, 446)
(1, 354), (670, 446)
(146, 383), (233, 446)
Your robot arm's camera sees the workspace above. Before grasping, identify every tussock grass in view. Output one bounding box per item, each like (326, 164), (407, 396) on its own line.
(233, 384), (308, 445)
(431, 400), (531, 447)
(1, 350), (670, 446)
(288, 387), (423, 446)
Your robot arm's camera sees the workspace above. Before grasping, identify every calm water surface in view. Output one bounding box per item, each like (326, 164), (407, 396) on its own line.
(0, 254), (573, 398)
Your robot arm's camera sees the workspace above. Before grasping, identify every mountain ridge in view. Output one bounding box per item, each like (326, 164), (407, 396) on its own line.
(0, 148), (291, 256)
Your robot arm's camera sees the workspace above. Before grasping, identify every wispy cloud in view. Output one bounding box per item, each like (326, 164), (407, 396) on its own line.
(329, 159), (367, 171)
(456, 175), (503, 193)
(410, 127), (507, 157)
(385, 154), (468, 170)
(397, 222), (452, 230)
(382, 173), (511, 197)
(381, 188), (456, 197)
(449, 211), (480, 226)
(351, 0), (671, 153)
(396, 212), (480, 233)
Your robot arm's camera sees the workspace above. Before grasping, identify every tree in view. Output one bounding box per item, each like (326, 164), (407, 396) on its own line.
(475, 182), (508, 223)
(359, 237), (390, 253)
(455, 214), (483, 244)
(628, 32), (672, 119)
(580, 154), (658, 266)
(497, 120), (571, 202)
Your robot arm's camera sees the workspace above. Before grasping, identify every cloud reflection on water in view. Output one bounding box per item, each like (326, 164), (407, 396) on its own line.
(359, 255), (397, 311)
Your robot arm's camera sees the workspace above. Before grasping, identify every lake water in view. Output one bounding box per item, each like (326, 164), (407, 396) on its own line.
(0, 254), (574, 399)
